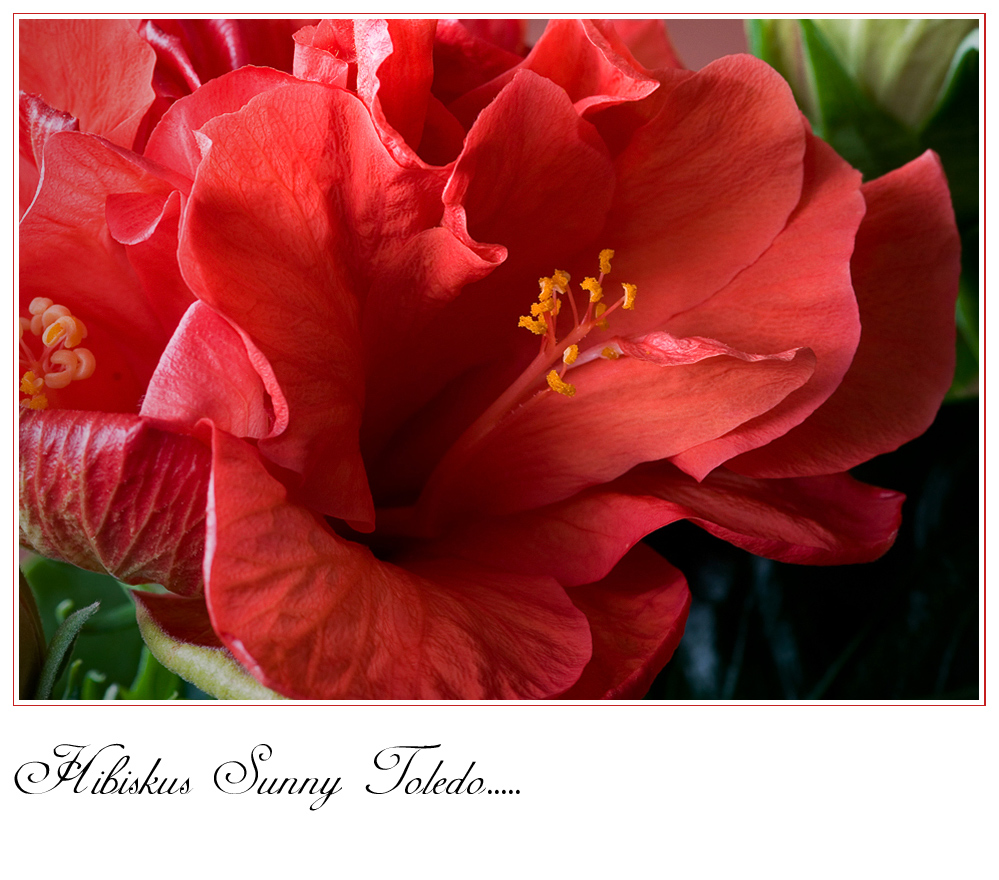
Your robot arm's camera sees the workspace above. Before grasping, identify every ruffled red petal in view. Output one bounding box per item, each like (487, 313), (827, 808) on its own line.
(204, 429), (592, 700)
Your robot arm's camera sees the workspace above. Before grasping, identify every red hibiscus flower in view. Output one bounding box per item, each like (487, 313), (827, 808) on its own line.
(18, 19), (960, 699)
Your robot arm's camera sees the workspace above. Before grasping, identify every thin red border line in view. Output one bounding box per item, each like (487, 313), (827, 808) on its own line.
(11, 14), (988, 707)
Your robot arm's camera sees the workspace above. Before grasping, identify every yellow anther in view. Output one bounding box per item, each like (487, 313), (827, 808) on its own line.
(28, 297), (53, 316)
(552, 270), (571, 292)
(581, 277), (603, 304)
(599, 249), (614, 275)
(20, 371), (44, 395)
(530, 300), (553, 317)
(594, 302), (609, 330)
(622, 282), (637, 310)
(600, 347), (620, 360)
(546, 370), (576, 397)
(41, 304), (71, 329)
(518, 314), (548, 336)
(20, 394), (48, 411)
(43, 315), (86, 348)
(538, 276), (555, 303)
(562, 344), (579, 365)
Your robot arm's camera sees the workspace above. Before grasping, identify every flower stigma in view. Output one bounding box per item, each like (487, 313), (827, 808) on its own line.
(19, 298), (96, 411)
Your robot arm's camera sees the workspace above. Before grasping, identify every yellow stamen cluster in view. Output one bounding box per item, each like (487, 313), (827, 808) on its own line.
(546, 370), (576, 397)
(19, 297), (96, 411)
(515, 249), (637, 401)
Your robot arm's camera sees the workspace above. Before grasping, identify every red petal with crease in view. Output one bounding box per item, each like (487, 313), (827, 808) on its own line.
(448, 19), (659, 128)
(433, 463), (903, 589)
(205, 430), (592, 700)
(561, 544), (690, 699)
(19, 19), (155, 148)
(421, 344), (814, 525)
(19, 411), (209, 595)
(606, 55), (806, 333)
(355, 19), (437, 155)
(19, 91), (79, 216)
(732, 151), (961, 477)
(667, 130), (864, 479)
(144, 66), (297, 180)
(141, 302), (275, 441)
(182, 83), (396, 526)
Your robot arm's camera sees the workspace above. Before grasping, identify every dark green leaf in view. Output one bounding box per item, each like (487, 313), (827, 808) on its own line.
(35, 601), (100, 699)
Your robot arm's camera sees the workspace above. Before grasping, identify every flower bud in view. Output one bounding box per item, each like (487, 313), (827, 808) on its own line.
(759, 18), (978, 129)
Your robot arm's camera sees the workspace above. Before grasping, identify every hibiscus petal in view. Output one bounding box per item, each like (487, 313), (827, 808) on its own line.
(560, 544), (691, 699)
(420, 343), (815, 525)
(19, 411), (209, 595)
(19, 19), (156, 149)
(205, 430), (592, 700)
(667, 130), (865, 479)
(133, 592), (284, 699)
(355, 19), (437, 156)
(140, 301), (276, 441)
(606, 54), (806, 331)
(19, 91), (79, 216)
(731, 151), (961, 477)
(144, 66), (297, 180)
(609, 19), (684, 70)
(20, 131), (181, 411)
(431, 463), (902, 589)
(448, 19), (659, 128)
(181, 83), (391, 526)
(431, 19), (526, 105)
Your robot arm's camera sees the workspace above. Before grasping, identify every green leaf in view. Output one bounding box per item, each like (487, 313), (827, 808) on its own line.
(798, 20), (921, 179)
(34, 601), (100, 699)
(22, 557), (145, 693)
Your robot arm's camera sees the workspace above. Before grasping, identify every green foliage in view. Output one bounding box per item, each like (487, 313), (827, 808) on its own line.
(20, 556), (205, 700)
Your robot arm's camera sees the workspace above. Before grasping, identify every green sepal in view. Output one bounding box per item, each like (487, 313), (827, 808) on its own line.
(797, 20), (921, 180)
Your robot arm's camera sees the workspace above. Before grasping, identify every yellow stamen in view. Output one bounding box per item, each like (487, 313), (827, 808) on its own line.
(594, 302), (609, 330)
(18, 300), (97, 409)
(581, 277), (603, 304)
(622, 282), (637, 310)
(20, 371), (43, 395)
(552, 270), (571, 292)
(518, 314), (548, 335)
(562, 344), (579, 365)
(601, 347), (620, 360)
(599, 249), (614, 275)
(538, 276), (555, 303)
(546, 370), (576, 397)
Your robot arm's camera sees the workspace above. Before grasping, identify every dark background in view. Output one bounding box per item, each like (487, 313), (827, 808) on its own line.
(645, 399), (980, 700)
